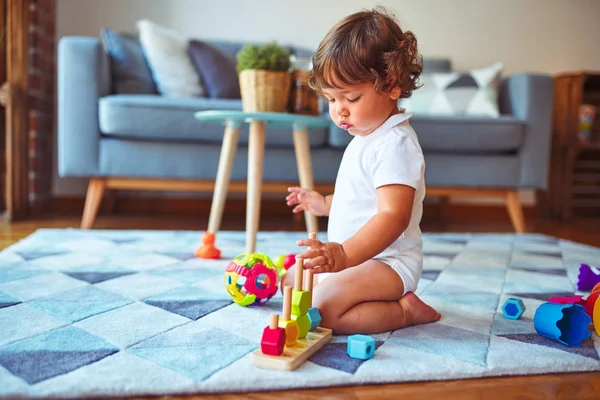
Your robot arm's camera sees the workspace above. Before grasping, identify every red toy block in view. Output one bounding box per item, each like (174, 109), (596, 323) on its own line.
(261, 313), (286, 356)
(581, 291), (600, 317)
(549, 295), (583, 305)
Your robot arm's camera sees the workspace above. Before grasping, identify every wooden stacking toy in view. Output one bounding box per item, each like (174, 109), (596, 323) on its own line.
(252, 232), (332, 370)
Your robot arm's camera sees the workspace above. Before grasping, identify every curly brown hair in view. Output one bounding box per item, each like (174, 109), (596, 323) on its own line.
(309, 7), (422, 99)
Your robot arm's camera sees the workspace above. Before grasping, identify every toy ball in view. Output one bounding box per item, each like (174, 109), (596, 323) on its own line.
(275, 253), (297, 271)
(225, 252), (283, 307)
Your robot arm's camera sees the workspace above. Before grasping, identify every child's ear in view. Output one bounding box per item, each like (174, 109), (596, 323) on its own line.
(389, 87), (402, 100)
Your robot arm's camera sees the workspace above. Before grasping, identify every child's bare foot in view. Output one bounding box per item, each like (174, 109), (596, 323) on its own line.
(399, 292), (441, 327)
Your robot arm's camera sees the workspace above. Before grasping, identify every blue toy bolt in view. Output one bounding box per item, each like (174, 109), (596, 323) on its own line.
(502, 298), (526, 320)
(347, 334), (376, 360)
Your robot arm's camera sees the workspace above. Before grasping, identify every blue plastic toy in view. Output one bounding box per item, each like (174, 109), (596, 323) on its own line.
(307, 307), (322, 331)
(502, 298), (526, 320)
(534, 303), (591, 347)
(347, 334), (375, 360)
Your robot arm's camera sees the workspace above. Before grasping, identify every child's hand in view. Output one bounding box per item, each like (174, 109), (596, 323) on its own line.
(296, 239), (349, 273)
(286, 187), (328, 216)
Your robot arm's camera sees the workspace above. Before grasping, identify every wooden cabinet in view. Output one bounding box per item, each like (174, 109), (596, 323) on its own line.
(539, 72), (600, 220)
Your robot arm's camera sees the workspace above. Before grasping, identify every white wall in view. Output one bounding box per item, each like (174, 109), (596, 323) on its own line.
(54, 0), (600, 201)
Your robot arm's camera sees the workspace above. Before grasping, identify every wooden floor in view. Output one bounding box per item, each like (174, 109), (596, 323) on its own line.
(1, 207), (600, 400)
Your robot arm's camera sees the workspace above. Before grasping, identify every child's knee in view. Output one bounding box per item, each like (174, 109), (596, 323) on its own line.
(280, 266), (295, 294)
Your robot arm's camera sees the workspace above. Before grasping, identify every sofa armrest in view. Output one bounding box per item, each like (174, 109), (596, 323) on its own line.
(499, 73), (554, 189)
(58, 37), (110, 176)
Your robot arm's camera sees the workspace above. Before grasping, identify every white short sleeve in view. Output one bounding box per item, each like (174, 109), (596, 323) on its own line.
(368, 135), (424, 190)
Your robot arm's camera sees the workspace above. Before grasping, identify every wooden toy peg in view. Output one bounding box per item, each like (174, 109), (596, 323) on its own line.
(270, 313), (279, 329)
(283, 286), (292, 321)
(294, 257), (304, 291)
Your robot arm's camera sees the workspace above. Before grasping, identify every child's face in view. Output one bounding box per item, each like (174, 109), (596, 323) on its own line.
(322, 82), (400, 136)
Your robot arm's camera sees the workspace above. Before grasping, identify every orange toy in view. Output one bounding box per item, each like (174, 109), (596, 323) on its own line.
(592, 282), (600, 294)
(195, 232), (221, 259)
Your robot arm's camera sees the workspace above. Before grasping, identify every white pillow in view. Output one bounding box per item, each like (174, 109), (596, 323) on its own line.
(137, 20), (204, 98)
(400, 62), (503, 117)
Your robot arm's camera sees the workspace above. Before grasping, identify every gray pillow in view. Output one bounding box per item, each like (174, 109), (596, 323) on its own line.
(100, 27), (158, 95)
(187, 40), (240, 99)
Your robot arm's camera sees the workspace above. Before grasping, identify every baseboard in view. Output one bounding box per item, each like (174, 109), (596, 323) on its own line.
(51, 195), (535, 220)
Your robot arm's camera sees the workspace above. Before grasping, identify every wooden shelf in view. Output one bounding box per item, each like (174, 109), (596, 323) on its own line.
(540, 72), (600, 220)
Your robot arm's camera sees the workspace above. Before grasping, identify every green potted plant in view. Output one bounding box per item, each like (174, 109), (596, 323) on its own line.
(236, 42), (291, 112)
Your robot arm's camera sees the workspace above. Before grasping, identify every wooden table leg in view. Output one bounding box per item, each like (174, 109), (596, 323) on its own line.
(197, 120), (240, 259)
(293, 125), (319, 234)
(207, 120), (241, 233)
(246, 120), (266, 253)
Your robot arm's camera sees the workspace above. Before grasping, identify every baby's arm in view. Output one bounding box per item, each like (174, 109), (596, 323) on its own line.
(342, 184), (413, 268)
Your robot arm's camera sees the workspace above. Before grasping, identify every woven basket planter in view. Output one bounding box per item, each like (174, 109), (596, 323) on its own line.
(239, 70), (291, 112)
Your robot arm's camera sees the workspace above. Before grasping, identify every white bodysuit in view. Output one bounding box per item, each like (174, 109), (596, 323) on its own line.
(325, 112), (425, 294)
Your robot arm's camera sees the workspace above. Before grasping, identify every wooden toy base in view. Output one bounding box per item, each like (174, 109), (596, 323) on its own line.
(251, 326), (333, 371)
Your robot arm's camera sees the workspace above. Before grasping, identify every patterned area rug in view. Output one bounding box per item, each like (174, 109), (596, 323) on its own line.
(0, 229), (599, 398)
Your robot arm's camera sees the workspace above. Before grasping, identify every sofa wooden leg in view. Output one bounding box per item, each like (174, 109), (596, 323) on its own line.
(81, 178), (106, 229)
(505, 190), (526, 233)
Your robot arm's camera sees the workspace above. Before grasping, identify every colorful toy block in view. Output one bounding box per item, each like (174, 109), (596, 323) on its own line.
(292, 291), (310, 316)
(261, 313), (286, 356)
(307, 307), (322, 331)
(534, 303), (591, 347)
(347, 334), (375, 360)
(278, 286), (299, 347)
(549, 295), (583, 305)
(292, 313), (311, 339)
(502, 298), (526, 320)
(577, 263), (600, 291)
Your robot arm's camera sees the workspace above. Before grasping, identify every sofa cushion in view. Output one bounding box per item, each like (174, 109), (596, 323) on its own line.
(401, 62), (503, 117)
(137, 20), (204, 98)
(100, 28), (158, 95)
(328, 115), (524, 153)
(99, 95), (328, 148)
(423, 58), (451, 73)
(188, 40), (240, 99)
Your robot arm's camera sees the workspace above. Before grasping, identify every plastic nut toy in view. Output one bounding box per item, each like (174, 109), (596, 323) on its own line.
(261, 313), (286, 356)
(347, 334), (376, 360)
(502, 298), (526, 320)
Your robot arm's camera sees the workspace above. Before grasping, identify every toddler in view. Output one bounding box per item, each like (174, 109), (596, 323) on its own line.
(284, 8), (441, 334)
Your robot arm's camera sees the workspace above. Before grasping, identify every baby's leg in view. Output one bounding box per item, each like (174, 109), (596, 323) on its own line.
(312, 260), (441, 335)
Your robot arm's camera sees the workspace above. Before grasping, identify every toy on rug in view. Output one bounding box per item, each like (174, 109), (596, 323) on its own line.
(348, 334), (375, 360)
(252, 234), (332, 371)
(261, 313), (286, 356)
(502, 298), (526, 320)
(195, 231), (221, 259)
(577, 263), (600, 291)
(275, 254), (297, 272)
(549, 295), (584, 305)
(224, 252), (281, 307)
(533, 302), (591, 347)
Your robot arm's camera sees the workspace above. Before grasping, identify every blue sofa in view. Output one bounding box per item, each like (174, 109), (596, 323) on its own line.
(58, 37), (554, 232)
